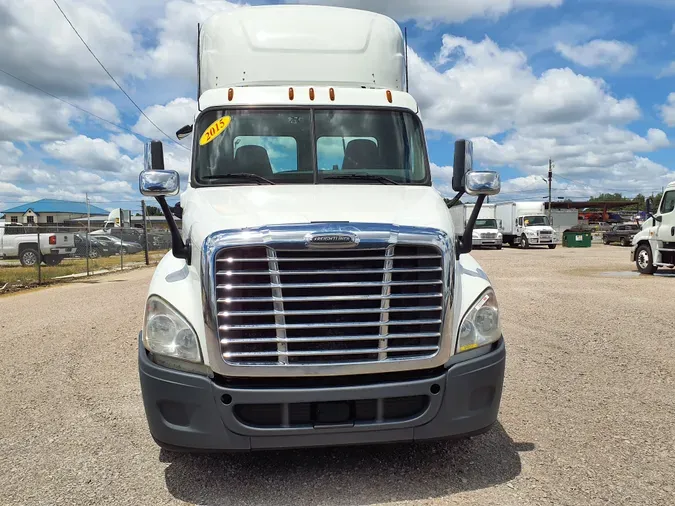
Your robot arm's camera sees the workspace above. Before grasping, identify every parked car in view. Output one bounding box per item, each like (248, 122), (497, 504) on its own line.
(72, 233), (116, 258)
(93, 234), (143, 255)
(603, 223), (640, 246)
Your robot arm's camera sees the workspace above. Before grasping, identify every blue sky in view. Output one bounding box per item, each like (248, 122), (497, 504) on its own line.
(1, 0), (675, 215)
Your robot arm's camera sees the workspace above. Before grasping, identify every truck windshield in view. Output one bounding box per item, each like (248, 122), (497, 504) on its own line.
(193, 108), (429, 186)
(475, 219), (498, 229)
(523, 216), (550, 226)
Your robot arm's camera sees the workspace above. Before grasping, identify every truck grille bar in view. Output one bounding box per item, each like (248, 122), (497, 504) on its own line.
(214, 244), (444, 367)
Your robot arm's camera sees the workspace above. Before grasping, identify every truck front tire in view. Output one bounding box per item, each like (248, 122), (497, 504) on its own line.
(521, 235), (530, 249)
(19, 247), (39, 267)
(636, 244), (657, 275)
(548, 244), (557, 250)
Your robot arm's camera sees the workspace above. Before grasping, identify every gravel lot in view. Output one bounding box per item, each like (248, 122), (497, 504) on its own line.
(1, 245), (673, 506)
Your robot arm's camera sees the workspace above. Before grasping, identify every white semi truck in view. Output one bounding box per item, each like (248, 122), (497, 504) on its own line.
(449, 203), (503, 249)
(631, 181), (675, 274)
(495, 201), (558, 249)
(137, 5), (506, 452)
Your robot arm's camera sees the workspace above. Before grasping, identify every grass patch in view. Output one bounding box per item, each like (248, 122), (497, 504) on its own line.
(0, 251), (167, 287)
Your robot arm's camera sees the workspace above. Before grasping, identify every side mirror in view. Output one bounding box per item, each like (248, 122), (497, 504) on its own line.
(452, 139), (473, 192)
(176, 124), (193, 140)
(144, 140), (165, 171)
(139, 170), (180, 197)
(465, 171), (501, 196)
(646, 198), (652, 214)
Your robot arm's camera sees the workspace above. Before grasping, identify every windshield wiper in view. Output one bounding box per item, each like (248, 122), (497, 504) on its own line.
(202, 173), (276, 185)
(323, 173), (399, 185)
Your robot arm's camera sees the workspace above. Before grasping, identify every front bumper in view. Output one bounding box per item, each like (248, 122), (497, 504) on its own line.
(527, 236), (554, 244)
(472, 238), (503, 246)
(138, 334), (506, 452)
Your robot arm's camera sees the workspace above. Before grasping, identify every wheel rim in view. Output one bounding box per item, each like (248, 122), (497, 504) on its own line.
(637, 250), (650, 269)
(90, 249), (99, 258)
(23, 251), (37, 266)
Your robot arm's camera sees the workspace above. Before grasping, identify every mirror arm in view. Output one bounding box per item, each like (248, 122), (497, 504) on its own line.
(456, 194), (486, 259)
(445, 190), (465, 209)
(156, 196), (191, 264)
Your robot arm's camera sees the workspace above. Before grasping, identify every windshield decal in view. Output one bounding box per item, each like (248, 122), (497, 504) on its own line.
(199, 116), (231, 146)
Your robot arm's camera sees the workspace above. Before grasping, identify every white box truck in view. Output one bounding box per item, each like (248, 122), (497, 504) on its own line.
(136, 5), (506, 452)
(631, 181), (675, 274)
(449, 203), (502, 249)
(495, 201), (558, 249)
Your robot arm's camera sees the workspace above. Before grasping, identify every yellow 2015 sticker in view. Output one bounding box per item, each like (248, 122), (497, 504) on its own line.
(199, 116), (231, 146)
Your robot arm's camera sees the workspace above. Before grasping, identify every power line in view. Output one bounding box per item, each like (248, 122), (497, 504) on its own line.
(50, 0), (188, 151)
(0, 67), (145, 139)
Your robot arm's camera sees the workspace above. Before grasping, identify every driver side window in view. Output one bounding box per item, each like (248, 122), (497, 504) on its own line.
(518, 217), (523, 226)
(660, 191), (675, 214)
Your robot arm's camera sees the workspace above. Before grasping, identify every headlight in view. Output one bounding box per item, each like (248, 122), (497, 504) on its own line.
(497, 232), (503, 238)
(457, 288), (501, 353)
(525, 230), (537, 237)
(143, 295), (202, 363)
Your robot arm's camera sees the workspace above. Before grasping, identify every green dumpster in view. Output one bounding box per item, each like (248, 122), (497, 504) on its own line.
(563, 230), (592, 248)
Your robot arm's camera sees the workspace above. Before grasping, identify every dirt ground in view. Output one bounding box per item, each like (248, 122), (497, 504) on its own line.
(0, 244), (673, 506)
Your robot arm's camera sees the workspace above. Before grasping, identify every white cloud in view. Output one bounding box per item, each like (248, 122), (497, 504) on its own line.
(0, 0), (145, 97)
(409, 35), (639, 137)
(657, 62), (675, 78)
(0, 85), (76, 142)
(43, 135), (138, 174)
(76, 97), (121, 125)
(0, 142), (22, 164)
(413, 34), (670, 197)
(132, 97), (197, 144)
(555, 39), (636, 70)
(149, 0), (243, 80)
(110, 133), (145, 154)
(660, 93), (675, 127)
(286, 0), (563, 25)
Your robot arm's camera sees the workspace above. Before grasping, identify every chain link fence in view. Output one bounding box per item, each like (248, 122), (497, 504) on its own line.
(1, 214), (174, 293)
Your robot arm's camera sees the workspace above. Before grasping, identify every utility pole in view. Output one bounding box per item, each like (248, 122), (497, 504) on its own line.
(141, 200), (150, 266)
(548, 159), (553, 223)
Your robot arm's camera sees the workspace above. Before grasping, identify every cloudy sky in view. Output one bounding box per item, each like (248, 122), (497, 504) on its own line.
(1, 0), (675, 213)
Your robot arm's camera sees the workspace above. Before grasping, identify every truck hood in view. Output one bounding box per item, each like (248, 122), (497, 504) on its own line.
(182, 184), (454, 248)
(524, 225), (555, 233)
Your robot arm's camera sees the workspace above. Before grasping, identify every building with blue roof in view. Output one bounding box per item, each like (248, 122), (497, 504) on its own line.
(1, 199), (110, 225)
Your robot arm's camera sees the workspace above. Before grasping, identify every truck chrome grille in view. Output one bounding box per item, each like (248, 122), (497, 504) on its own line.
(215, 245), (444, 366)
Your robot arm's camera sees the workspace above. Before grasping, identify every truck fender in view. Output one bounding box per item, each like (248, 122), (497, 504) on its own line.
(146, 252), (210, 366)
(447, 254), (492, 355)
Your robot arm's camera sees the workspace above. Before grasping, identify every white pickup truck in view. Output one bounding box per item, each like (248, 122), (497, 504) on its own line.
(0, 223), (75, 266)
(136, 5), (506, 453)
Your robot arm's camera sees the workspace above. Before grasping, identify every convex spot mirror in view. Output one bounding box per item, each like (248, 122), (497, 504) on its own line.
(176, 124), (193, 140)
(140, 170), (180, 197)
(465, 171), (501, 196)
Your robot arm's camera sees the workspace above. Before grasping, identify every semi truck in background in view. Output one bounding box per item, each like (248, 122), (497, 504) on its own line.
(631, 181), (675, 274)
(495, 201), (558, 249)
(449, 203), (503, 249)
(136, 5), (506, 453)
